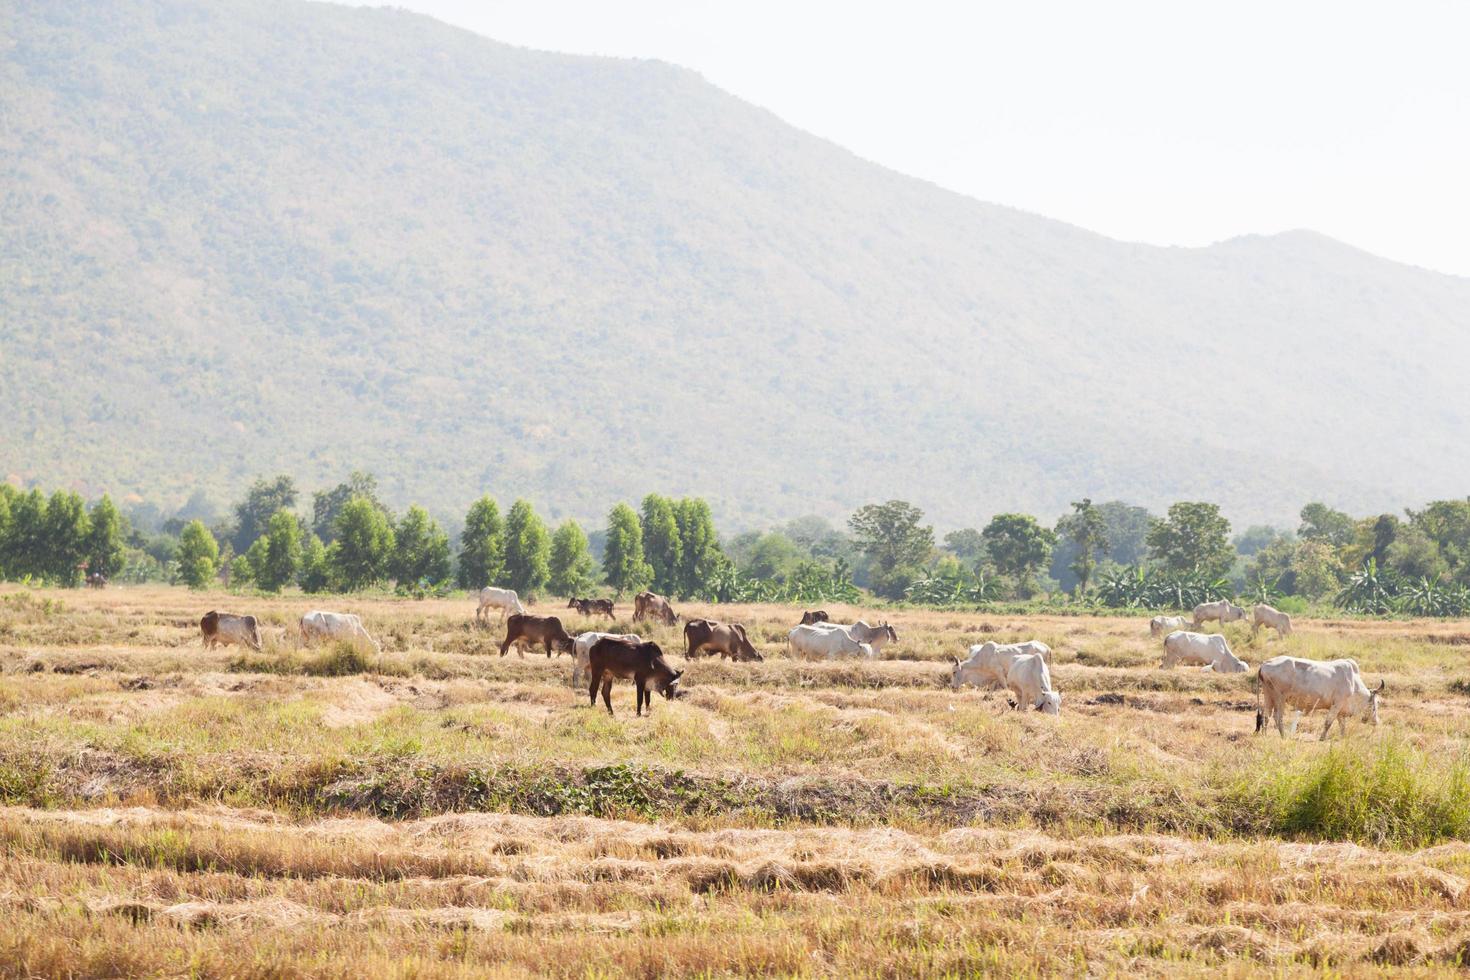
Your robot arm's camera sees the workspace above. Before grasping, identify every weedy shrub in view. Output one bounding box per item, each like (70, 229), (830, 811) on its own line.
(1230, 736), (1470, 846)
(227, 642), (408, 678)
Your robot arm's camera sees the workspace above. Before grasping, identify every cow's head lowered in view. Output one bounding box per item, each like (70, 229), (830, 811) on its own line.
(1359, 677), (1385, 726)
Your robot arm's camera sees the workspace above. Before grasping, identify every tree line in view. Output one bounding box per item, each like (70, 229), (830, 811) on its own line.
(5, 474), (1470, 615)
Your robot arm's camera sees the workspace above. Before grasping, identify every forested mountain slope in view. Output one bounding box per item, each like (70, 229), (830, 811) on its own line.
(3, 0), (1467, 528)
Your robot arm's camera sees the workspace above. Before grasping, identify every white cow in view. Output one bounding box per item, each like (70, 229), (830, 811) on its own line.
(1161, 630), (1248, 673)
(950, 640), (1053, 690)
(1002, 653), (1061, 714)
(788, 624), (876, 659)
(1252, 604), (1294, 639)
(1150, 615), (1188, 638)
(811, 620), (899, 654)
(299, 610), (380, 652)
(1192, 600), (1247, 629)
(475, 587), (526, 623)
(1256, 655), (1383, 740)
(572, 631), (642, 689)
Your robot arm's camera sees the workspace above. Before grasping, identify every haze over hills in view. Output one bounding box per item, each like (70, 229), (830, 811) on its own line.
(3, 0), (1468, 532)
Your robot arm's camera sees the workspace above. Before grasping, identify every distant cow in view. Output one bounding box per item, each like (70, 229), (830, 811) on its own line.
(299, 610), (380, 652)
(1255, 655), (1383, 740)
(787, 623), (874, 659)
(799, 610), (830, 626)
(683, 619), (763, 662)
(844, 620), (898, 654)
(500, 613), (575, 658)
(1161, 630), (1248, 673)
(568, 597), (615, 618)
(1001, 652), (1061, 714)
(1192, 600), (1247, 629)
(199, 611), (262, 651)
(85, 572), (107, 589)
(1150, 615), (1188, 638)
(1252, 604), (1294, 639)
(572, 631), (642, 689)
(950, 641), (1054, 690)
(632, 591), (678, 625)
(586, 636), (684, 716)
(475, 587), (526, 623)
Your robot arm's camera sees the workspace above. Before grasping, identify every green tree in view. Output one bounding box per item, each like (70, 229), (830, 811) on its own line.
(230, 552), (256, 588)
(942, 528), (986, 563)
(1146, 502), (1234, 578)
(1298, 502), (1357, 550)
(1291, 539), (1345, 599)
(549, 520), (597, 596)
(41, 490), (90, 585)
(1385, 526), (1448, 583)
(254, 508), (303, 592)
(1055, 499), (1109, 595)
(982, 513), (1057, 595)
(457, 496), (505, 588)
(1406, 499), (1470, 577)
(392, 505), (452, 584)
(848, 500), (935, 598)
(603, 503), (652, 596)
(331, 496), (396, 590)
(311, 471), (388, 543)
(673, 497), (723, 598)
(640, 494), (683, 595)
(299, 534), (332, 593)
(2, 489), (46, 580)
(741, 532), (803, 582)
(230, 475), (297, 553)
(83, 494), (126, 580)
(503, 499), (550, 597)
(176, 519), (219, 590)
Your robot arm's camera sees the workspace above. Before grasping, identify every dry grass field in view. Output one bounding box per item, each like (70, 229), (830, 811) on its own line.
(3, 585), (1470, 976)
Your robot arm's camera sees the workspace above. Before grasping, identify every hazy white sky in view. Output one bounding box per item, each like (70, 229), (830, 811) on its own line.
(343, 1), (1470, 276)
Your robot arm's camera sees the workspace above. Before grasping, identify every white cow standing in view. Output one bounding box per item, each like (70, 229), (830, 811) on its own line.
(571, 631), (642, 689)
(299, 610), (381, 653)
(1161, 630), (1248, 673)
(1192, 600), (1247, 629)
(475, 587), (527, 623)
(1255, 655), (1383, 739)
(950, 641), (1054, 690)
(1251, 604), (1294, 639)
(788, 624), (876, 659)
(819, 620), (899, 654)
(1150, 615), (1188, 638)
(1001, 652), (1061, 714)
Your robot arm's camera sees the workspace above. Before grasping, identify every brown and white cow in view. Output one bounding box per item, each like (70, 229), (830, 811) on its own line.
(568, 597), (615, 618)
(798, 610), (830, 626)
(632, 591), (678, 625)
(200, 611), (262, 651)
(683, 619), (763, 662)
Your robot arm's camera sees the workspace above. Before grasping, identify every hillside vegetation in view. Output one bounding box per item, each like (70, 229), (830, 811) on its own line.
(4, 0), (1470, 530)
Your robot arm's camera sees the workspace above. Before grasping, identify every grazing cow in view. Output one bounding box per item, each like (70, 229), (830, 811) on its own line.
(500, 613), (575, 658)
(1192, 599), (1247, 629)
(85, 571), (107, 589)
(587, 636), (683, 716)
(475, 587), (526, 623)
(1161, 630), (1248, 673)
(199, 611), (262, 651)
(1001, 653), (1062, 714)
(847, 620), (899, 653)
(632, 591), (678, 625)
(1252, 604), (1294, 639)
(799, 610), (830, 626)
(1255, 655), (1383, 740)
(787, 623), (875, 659)
(572, 631), (642, 689)
(568, 597), (616, 618)
(1150, 615), (1188, 638)
(950, 641), (1054, 690)
(299, 610), (380, 652)
(683, 619), (763, 662)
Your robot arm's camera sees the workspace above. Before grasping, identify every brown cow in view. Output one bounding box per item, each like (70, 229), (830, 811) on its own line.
(568, 597), (615, 618)
(587, 636), (683, 716)
(500, 614), (575, 658)
(683, 619), (763, 661)
(200, 611), (262, 651)
(632, 591), (678, 625)
(799, 610), (829, 626)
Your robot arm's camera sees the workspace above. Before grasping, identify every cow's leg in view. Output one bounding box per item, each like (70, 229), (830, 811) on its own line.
(635, 677), (646, 716)
(1320, 708), (1340, 741)
(499, 635), (512, 657)
(601, 679), (615, 715)
(588, 666), (602, 707)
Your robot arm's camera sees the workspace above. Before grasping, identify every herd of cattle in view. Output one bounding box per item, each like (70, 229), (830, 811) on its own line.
(192, 590), (1384, 735)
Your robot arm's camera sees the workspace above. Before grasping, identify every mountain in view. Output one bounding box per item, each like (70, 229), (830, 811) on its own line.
(3, 0), (1468, 531)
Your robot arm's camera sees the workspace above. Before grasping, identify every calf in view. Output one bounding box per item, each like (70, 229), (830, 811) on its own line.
(476, 587), (526, 623)
(1192, 599), (1247, 629)
(950, 640), (1053, 690)
(587, 636), (683, 716)
(799, 610), (830, 626)
(500, 613), (575, 658)
(1150, 615), (1188, 638)
(572, 631), (642, 688)
(1002, 653), (1061, 714)
(299, 610), (380, 653)
(200, 611), (262, 651)
(1161, 630), (1248, 673)
(684, 619), (763, 661)
(632, 591), (678, 625)
(1252, 604), (1294, 639)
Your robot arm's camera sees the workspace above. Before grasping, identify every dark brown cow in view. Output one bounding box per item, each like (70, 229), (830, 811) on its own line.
(568, 597), (616, 618)
(199, 610), (262, 651)
(85, 571), (107, 589)
(683, 619), (763, 662)
(587, 636), (683, 716)
(632, 591), (678, 625)
(500, 614), (575, 658)
(799, 610), (830, 626)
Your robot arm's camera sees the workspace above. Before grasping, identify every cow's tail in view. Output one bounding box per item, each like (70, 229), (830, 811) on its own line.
(1253, 668), (1266, 733)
